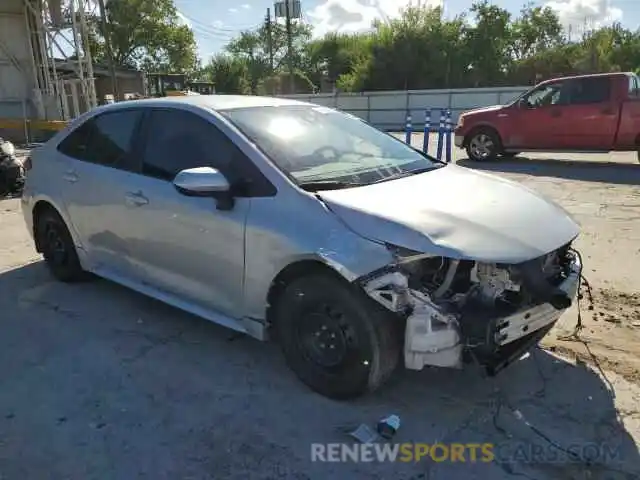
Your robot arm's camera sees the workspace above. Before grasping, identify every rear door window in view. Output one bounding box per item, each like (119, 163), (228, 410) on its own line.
(566, 77), (611, 105)
(57, 109), (142, 172)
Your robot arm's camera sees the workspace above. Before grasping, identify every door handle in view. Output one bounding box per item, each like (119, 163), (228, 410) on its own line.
(550, 110), (562, 118)
(62, 170), (78, 183)
(125, 191), (149, 206)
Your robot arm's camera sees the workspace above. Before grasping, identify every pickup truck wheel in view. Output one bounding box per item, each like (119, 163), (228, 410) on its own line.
(466, 129), (500, 161)
(274, 273), (400, 399)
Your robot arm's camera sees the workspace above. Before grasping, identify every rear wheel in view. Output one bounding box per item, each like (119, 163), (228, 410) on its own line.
(36, 209), (88, 282)
(466, 128), (500, 161)
(274, 273), (401, 399)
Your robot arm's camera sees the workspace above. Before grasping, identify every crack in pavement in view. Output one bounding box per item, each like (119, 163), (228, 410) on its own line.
(119, 328), (188, 365)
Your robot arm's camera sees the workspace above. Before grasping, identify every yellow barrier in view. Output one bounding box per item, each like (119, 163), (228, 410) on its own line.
(0, 118), (68, 132)
(0, 118), (24, 130)
(31, 120), (68, 131)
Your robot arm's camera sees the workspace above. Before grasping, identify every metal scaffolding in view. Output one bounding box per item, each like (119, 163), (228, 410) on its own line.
(23, 0), (97, 121)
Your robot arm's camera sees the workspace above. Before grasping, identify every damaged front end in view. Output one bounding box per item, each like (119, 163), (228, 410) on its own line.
(358, 243), (582, 376)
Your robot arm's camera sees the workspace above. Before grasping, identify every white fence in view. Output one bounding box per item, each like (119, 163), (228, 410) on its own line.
(281, 86), (531, 130)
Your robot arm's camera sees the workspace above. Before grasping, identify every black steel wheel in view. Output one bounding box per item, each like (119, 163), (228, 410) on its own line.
(37, 210), (87, 282)
(274, 272), (400, 399)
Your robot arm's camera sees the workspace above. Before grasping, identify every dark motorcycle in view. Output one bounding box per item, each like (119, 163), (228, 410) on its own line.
(0, 138), (25, 198)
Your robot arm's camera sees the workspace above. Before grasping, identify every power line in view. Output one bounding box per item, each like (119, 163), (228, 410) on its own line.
(179, 12), (261, 40)
(189, 25), (235, 41)
(190, 18), (260, 33)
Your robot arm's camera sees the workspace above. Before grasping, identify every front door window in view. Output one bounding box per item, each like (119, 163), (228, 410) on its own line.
(523, 82), (565, 108)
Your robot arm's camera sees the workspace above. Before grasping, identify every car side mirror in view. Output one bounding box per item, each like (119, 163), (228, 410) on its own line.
(517, 98), (529, 109)
(173, 167), (235, 210)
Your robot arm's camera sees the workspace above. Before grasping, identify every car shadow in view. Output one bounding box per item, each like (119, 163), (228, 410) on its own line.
(0, 261), (638, 479)
(457, 156), (640, 186)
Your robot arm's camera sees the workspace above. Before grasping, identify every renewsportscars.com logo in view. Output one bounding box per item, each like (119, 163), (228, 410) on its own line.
(311, 442), (622, 464)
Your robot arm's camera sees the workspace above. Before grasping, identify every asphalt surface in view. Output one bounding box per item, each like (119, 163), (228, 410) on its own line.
(0, 138), (639, 479)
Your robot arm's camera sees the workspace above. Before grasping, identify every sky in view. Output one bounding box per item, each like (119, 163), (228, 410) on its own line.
(173, 0), (639, 61)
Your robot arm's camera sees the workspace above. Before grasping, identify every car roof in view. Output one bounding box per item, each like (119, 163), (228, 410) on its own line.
(94, 94), (314, 114)
(540, 71), (632, 84)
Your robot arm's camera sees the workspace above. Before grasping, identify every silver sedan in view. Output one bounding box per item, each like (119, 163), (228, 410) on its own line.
(21, 95), (582, 399)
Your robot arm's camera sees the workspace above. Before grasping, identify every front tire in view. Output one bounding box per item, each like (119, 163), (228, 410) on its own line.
(36, 210), (87, 282)
(274, 273), (400, 399)
(466, 128), (500, 161)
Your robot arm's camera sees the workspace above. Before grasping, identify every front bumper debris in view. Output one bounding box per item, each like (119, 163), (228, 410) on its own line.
(474, 322), (555, 377)
(362, 250), (582, 374)
(494, 252), (581, 348)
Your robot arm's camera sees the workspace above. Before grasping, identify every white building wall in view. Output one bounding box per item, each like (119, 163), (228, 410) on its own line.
(281, 86), (531, 131)
(0, 0), (36, 118)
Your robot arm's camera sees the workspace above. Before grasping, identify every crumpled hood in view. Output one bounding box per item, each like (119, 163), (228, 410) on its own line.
(318, 165), (580, 264)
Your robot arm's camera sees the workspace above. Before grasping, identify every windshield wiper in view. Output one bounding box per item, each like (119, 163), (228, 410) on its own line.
(298, 180), (363, 192)
(370, 166), (440, 184)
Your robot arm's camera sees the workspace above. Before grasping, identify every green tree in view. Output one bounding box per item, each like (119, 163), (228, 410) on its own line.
(338, 6), (471, 91)
(576, 24), (640, 73)
(226, 21), (313, 94)
(214, 1), (640, 93)
(226, 31), (268, 94)
(510, 3), (565, 60)
(304, 32), (372, 90)
(465, 1), (513, 86)
(200, 55), (250, 94)
(88, 0), (198, 74)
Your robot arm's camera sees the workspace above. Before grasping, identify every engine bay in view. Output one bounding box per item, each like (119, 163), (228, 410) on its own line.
(361, 243), (580, 372)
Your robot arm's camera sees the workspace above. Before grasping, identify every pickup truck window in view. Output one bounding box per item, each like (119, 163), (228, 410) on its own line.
(629, 74), (640, 94)
(524, 82), (564, 107)
(565, 77), (611, 105)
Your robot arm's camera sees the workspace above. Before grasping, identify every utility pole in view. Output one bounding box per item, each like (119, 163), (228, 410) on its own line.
(265, 8), (274, 72)
(284, 0), (295, 94)
(97, 0), (120, 101)
(274, 0), (300, 93)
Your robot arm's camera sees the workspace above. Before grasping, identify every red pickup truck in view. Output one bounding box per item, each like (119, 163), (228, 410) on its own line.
(454, 72), (640, 162)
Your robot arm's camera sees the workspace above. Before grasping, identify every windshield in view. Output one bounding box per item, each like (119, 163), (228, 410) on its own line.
(220, 105), (441, 189)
